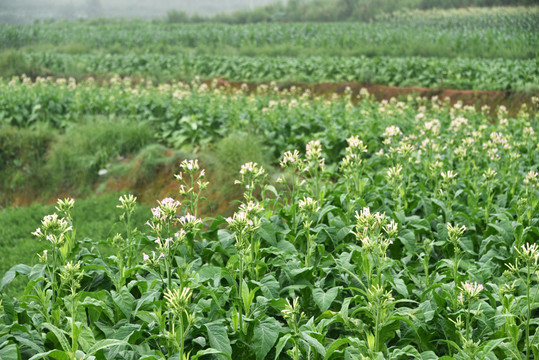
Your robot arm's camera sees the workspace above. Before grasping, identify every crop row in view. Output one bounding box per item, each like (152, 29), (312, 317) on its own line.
(1, 77), (537, 158)
(10, 53), (539, 91)
(1, 6), (537, 59)
(0, 85), (538, 358)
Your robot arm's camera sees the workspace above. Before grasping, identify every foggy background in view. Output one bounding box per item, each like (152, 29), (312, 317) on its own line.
(0, 0), (284, 24)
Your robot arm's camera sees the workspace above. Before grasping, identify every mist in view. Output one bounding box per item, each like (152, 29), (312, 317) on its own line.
(0, 0), (282, 24)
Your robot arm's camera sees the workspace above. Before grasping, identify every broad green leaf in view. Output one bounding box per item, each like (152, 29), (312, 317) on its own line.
(195, 265), (222, 287)
(255, 274), (280, 299)
(420, 351), (438, 360)
(11, 334), (44, 354)
(205, 321), (232, 359)
(253, 317), (281, 360)
(42, 323), (71, 353)
(111, 286), (134, 321)
(258, 221), (277, 246)
(313, 287), (339, 313)
(0, 343), (20, 360)
(0, 264), (31, 290)
(77, 324), (96, 353)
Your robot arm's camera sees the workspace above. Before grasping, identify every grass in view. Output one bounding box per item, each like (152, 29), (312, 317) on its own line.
(0, 117), (154, 206)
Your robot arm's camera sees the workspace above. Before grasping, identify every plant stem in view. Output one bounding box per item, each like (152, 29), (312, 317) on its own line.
(525, 262), (531, 360)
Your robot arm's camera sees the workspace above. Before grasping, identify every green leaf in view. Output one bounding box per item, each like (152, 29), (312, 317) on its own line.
(29, 349), (70, 360)
(205, 320), (232, 359)
(301, 332), (326, 357)
(392, 278), (408, 297)
(111, 286), (134, 321)
(192, 348), (231, 360)
(255, 274), (280, 299)
(195, 265), (222, 287)
(313, 287), (339, 313)
(324, 338), (350, 360)
(253, 317), (281, 360)
(11, 334), (44, 354)
(77, 324), (96, 353)
(274, 334), (292, 360)
(42, 323), (71, 353)
(80, 297), (114, 322)
(0, 264), (31, 290)
(420, 351), (438, 360)
(258, 221), (277, 246)
(0, 343), (20, 360)
(86, 339), (130, 355)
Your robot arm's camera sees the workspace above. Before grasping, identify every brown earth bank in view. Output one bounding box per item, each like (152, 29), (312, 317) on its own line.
(6, 154), (252, 218)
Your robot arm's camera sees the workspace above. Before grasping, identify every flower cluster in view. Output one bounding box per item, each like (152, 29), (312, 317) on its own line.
(447, 223), (466, 245)
(298, 196), (320, 215)
(340, 135), (367, 174)
(59, 261), (84, 292)
(55, 198), (75, 220)
(149, 197), (181, 225)
(117, 194), (137, 216)
(305, 139), (325, 170)
(280, 150), (302, 169)
(459, 281), (484, 303)
(178, 214), (203, 233)
(234, 162), (267, 192)
(142, 251), (165, 265)
(32, 213), (72, 246)
(226, 201), (264, 239)
(354, 207), (397, 253)
(164, 287), (193, 318)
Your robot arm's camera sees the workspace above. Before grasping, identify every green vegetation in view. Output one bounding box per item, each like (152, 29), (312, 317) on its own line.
(1, 89), (538, 358)
(0, 193), (150, 296)
(0, 7), (536, 90)
(1, 3), (538, 359)
(197, 0), (537, 23)
(2, 7), (537, 59)
(0, 77), (537, 206)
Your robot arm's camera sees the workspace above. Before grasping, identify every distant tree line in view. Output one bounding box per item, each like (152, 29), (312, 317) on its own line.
(167, 0), (536, 23)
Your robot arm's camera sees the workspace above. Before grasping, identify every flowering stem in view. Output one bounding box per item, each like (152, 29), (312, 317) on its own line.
(465, 299), (472, 343)
(178, 312), (185, 358)
(525, 262), (531, 360)
(238, 246), (245, 334)
(70, 291), (78, 356)
(374, 299), (381, 352)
